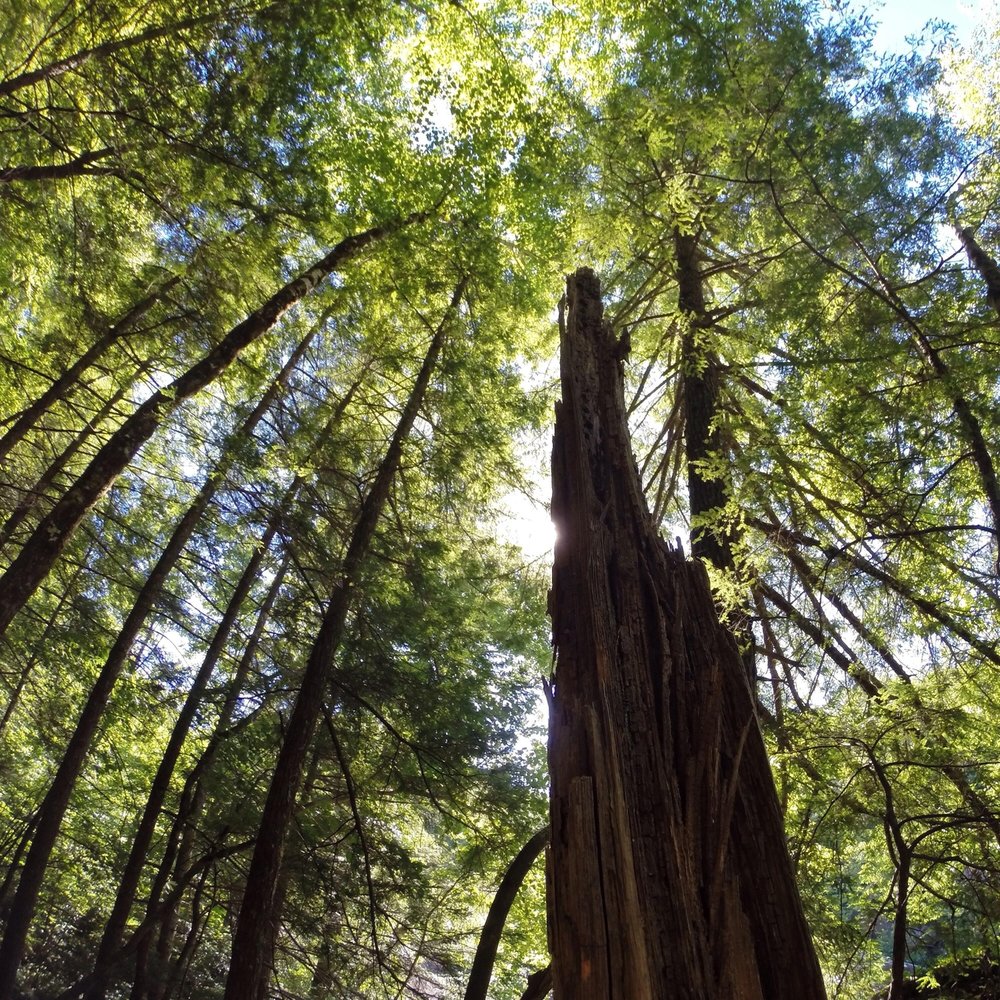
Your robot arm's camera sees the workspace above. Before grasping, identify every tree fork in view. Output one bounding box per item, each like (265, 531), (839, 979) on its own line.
(547, 268), (825, 999)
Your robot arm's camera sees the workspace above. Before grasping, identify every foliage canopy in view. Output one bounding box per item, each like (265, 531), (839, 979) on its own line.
(0, 0), (999, 998)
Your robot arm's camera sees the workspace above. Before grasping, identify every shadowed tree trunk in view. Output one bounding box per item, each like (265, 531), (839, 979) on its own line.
(90, 367), (364, 1000)
(0, 368), (150, 549)
(674, 229), (756, 686)
(86, 515), (284, 1000)
(546, 267), (825, 1000)
(464, 827), (549, 1000)
(131, 551), (291, 1000)
(222, 276), (468, 1000)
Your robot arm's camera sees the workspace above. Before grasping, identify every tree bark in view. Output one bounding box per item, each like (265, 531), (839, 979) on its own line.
(520, 965), (553, 1000)
(547, 268), (825, 999)
(464, 827), (549, 1000)
(0, 213), (417, 642)
(959, 227), (1000, 318)
(222, 276), (467, 1000)
(675, 231), (732, 569)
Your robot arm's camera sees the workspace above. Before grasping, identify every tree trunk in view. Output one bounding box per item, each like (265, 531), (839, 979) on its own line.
(0, 319), (329, 998)
(133, 552), (291, 1000)
(464, 827), (550, 1000)
(675, 231), (732, 570)
(0, 148), (122, 183)
(547, 268), (825, 1000)
(959, 227), (1000, 318)
(0, 280), (175, 465)
(222, 276), (467, 1000)
(674, 230), (756, 686)
(0, 213), (417, 642)
(0, 372), (146, 549)
(87, 511), (287, 999)
(94, 359), (364, 995)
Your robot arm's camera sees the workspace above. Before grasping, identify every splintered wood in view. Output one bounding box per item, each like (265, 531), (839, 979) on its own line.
(547, 268), (826, 1000)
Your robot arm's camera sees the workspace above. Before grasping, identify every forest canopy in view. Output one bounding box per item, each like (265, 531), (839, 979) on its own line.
(0, 0), (999, 997)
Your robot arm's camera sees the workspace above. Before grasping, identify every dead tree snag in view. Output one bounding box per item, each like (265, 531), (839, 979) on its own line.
(547, 268), (825, 1000)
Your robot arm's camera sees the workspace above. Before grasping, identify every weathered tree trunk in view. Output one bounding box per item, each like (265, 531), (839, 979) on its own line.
(222, 277), (468, 1000)
(0, 214), (417, 642)
(547, 268), (825, 1000)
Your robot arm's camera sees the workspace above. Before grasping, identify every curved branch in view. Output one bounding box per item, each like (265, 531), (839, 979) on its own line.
(463, 827), (550, 1000)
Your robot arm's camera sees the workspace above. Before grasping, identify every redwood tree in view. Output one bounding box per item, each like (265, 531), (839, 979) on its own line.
(547, 268), (825, 999)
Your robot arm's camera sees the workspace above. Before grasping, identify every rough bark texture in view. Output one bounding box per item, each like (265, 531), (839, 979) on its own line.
(547, 268), (825, 1000)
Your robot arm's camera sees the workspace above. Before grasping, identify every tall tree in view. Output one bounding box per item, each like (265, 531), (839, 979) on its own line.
(548, 267), (824, 998)
(0, 215), (419, 640)
(223, 276), (467, 1000)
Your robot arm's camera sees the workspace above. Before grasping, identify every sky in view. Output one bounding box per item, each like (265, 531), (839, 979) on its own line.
(871, 0), (989, 52)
